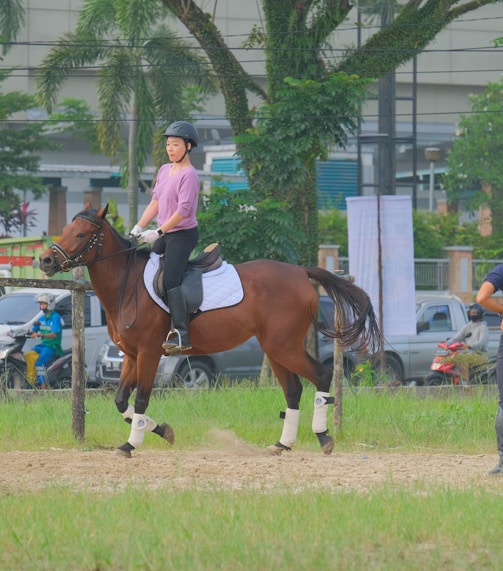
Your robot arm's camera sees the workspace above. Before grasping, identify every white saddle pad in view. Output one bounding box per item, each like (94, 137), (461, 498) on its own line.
(144, 252), (244, 313)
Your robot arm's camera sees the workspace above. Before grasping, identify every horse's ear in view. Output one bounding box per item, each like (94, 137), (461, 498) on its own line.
(97, 204), (109, 219)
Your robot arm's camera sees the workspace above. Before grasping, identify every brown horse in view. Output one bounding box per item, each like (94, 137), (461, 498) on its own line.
(39, 204), (381, 458)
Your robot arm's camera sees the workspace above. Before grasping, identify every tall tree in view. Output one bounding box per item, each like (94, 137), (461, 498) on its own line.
(163, 0), (501, 265)
(442, 78), (503, 236)
(0, 70), (56, 235)
(36, 0), (215, 225)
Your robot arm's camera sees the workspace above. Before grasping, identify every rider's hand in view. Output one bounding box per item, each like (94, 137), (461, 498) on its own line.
(129, 224), (143, 237)
(139, 229), (160, 243)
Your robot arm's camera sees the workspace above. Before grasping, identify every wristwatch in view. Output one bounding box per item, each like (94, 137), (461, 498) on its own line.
(157, 228), (164, 236)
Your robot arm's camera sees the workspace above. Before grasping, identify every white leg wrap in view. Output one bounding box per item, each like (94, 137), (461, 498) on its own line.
(121, 405), (135, 421)
(312, 391), (331, 433)
(144, 415), (157, 432)
(127, 413), (157, 448)
(122, 406), (157, 430)
(279, 408), (300, 448)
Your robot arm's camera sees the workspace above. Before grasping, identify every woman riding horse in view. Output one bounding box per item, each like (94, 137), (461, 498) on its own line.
(39, 205), (381, 458)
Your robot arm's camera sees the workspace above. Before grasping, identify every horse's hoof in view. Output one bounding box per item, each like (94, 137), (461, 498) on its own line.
(115, 447), (132, 459)
(159, 422), (175, 445)
(321, 436), (334, 455)
(267, 443), (291, 456)
(316, 432), (334, 455)
(115, 442), (134, 458)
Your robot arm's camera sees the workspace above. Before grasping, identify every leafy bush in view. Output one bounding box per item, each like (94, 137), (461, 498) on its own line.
(318, 209), (348, 255)
(197, 184), (306, 264)
(318, 207), (500, 259)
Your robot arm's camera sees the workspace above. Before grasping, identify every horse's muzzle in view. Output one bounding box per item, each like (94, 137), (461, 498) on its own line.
(39, 249), (59, 277)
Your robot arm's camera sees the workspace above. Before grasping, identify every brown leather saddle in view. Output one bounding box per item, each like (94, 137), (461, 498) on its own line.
(153, 243), (222, 313)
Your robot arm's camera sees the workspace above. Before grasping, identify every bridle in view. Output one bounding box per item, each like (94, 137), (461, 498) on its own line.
(49, 212), (141, 328)
(50, 214), (105, 272)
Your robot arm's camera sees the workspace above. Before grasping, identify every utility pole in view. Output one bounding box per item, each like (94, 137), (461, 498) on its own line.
(377, 4), (396, 195)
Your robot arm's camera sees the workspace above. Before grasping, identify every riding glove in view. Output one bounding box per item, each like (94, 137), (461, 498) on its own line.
(129, 224), (143, 237)
(139, 229), (160, 243)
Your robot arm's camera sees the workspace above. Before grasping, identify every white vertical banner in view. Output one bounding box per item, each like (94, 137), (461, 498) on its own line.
(346, 195), (416, 336)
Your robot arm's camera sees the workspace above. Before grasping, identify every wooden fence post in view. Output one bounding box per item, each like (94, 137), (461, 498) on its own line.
(332, 272), (355, 433)
(71, 267), (87, 441)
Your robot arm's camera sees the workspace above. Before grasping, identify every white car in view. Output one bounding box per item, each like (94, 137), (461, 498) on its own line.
(0, 287), (109, 386)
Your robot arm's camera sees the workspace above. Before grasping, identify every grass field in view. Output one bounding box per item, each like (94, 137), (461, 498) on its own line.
(1, 385), (503, 570)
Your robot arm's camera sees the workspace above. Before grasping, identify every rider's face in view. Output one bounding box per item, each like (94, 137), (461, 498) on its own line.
(166, 136), (189, 162)
(39, 302), (48, 312)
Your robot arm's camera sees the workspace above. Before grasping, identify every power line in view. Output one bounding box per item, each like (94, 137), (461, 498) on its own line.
(4, 107), (502, 125)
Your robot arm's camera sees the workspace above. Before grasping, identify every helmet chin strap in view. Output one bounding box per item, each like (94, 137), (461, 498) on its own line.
(175, 141), (190, 164)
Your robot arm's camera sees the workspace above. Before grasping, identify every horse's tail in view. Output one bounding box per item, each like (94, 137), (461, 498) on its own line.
(306, 267), (382, 353)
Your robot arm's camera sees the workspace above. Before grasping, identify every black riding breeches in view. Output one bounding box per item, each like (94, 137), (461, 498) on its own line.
(153, 227), (199, 291)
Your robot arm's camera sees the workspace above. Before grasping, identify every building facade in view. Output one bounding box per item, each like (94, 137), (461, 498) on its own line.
(2, 1), (502, 233)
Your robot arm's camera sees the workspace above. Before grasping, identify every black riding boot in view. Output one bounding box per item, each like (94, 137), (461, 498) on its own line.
(162, 286), (191, 355)
(489, 407), (503, 475)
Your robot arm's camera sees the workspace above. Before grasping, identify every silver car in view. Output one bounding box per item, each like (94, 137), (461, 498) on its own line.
(95, 295), (337, 389)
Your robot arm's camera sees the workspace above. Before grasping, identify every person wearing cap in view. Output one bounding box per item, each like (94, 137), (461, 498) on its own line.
(130, 120), (200, 355)
(24, 293), (63, 389)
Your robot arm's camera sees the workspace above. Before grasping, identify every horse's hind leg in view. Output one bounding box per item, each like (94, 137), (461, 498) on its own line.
(266, 358), (303, 456)
(267, 353), (335, 456)
(312, 389), (335, 455)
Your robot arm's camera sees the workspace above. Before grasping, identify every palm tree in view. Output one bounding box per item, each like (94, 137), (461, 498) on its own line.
(36, 0), (215, 225)
(0, 0), (25, 54)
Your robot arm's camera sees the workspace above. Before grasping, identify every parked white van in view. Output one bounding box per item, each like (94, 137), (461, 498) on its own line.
(0, 287), (109, 385)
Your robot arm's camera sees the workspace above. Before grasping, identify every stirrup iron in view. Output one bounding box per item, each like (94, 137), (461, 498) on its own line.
(162, 329), (191, 355)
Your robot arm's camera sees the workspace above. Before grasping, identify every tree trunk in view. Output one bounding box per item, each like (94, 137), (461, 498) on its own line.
(128, 96), (139, 226)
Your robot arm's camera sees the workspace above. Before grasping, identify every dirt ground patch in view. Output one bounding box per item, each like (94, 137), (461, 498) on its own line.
(2, 430), (503, 494)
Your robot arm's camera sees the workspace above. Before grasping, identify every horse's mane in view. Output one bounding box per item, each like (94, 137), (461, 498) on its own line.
(73, 207), (151, 261)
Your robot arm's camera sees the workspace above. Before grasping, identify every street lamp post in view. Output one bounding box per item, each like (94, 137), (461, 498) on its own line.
(424, 147), (441, 212)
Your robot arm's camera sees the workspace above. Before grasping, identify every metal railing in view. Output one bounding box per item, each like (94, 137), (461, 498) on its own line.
(414, 259), (449, 290)
(472, 259), (503, 290)
(338, 257), (503, 292)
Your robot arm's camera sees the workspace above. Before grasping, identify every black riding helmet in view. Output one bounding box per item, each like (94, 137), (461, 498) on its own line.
(468, 302), (485, 322)
(164, 121), (198, 148)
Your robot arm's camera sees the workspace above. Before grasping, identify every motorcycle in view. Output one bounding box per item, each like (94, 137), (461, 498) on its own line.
(0, 329), (73, 389)
(426, 339), (496, 386)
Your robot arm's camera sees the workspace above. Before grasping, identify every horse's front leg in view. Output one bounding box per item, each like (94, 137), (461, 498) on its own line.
(114, 354), (174, 458)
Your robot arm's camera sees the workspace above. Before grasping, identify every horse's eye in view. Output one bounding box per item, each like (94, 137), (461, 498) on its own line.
(76, 232), (86, 239)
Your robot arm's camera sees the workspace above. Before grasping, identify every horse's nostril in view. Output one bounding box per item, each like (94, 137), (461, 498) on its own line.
(40, 255), (52, 266)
